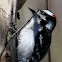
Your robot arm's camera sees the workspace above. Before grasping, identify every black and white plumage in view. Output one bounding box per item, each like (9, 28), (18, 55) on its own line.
(17, 8), (56, 62)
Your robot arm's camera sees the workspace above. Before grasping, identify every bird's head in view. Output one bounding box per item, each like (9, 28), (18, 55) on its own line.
(40, 10), (56, 31)
(28, 8), (56, 32)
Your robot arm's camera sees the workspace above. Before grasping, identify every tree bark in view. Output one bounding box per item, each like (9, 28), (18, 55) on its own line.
(0, 0), (26, 62)
(0, 0), (17, 62)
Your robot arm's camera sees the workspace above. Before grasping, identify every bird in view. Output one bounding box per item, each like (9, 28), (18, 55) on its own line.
(17, 8), (56, 62)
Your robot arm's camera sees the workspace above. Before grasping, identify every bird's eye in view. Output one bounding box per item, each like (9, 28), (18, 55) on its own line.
(42, 12), (48, 16)
(40, 11), (47, 15)
(42, 12), (45, 14)
(40, 11), (45, 14)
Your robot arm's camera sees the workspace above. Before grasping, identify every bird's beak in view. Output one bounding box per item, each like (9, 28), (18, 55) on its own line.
(28, 7), (36, 14)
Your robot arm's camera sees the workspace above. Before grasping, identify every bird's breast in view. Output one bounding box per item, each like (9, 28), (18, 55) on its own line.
(17, 29), (35, 58)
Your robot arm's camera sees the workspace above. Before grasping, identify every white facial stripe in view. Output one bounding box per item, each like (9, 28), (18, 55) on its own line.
(39, 14), (46, 20)
(42, 10), (54, 16)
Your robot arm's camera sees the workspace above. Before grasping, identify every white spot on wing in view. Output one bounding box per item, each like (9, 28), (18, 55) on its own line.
(39, 35), (43, 47)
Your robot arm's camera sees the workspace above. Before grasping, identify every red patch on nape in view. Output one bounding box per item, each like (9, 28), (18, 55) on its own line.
(53, 15), (56, 19)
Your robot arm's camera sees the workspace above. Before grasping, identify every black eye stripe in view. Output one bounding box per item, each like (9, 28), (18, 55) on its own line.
(40, 11), (48, 16)
(38, 15), (41, 18)
(40, 11), (43, 14)
(38, 15), (43, 20)
(40, 11), (45, 14)
(42, 13), (48, 16)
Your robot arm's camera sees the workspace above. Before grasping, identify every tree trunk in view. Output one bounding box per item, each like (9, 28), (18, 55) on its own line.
(0, 0), (17, 62)
(0, 0), (26, 62)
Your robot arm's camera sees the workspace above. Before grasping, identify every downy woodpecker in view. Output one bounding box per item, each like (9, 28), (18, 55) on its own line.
(17, 8), (56, 62)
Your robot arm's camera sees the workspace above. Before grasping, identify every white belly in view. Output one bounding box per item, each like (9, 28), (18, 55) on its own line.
(17, 29), (35, 59)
